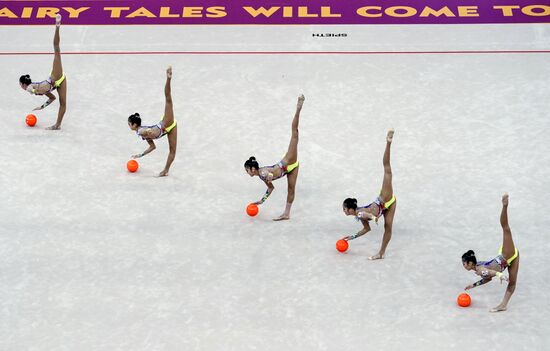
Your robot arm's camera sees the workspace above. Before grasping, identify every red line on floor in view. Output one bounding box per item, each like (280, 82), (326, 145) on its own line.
(1, 50), (550, 55)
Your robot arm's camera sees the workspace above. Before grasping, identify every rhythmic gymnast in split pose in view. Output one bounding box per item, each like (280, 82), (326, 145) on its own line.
(462, 193), (519, 312)
(128, 66), (177, 177)
(341, 130), (396, 260)
(244, 94), (305, 221)
(19, 14), (67, 130)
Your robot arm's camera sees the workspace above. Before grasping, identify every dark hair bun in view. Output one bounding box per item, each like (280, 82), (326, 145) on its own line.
(343, 198), (358, 210)
(461, 250), (477, 264)
(19, 74), (32, 85)
(244, 156), (259, 170)
(128, 113), (142, 127)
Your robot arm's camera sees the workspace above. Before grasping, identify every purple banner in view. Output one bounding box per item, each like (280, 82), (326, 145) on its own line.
(1, 0), (549, 25)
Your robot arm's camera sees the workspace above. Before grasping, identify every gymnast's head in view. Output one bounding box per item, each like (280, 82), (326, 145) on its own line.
(128, 113), (141, 131)
(19, 75), (32, 90)
(462, 250), (477, 270)
(342, 198), (358, 216)
(244, 156), (259, 177)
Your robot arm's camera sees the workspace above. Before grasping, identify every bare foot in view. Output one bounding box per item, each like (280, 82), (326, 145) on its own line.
(386, 129), (394, 143)
(273, 214), (290, 221)
(502, 193), (509, 206)
(167, 66), (172, 79)
(297, 94), (305, 109)
(56, 14), (62, 26)
(159, 170), (169, 177)
(489, 304), (507, 313)
(368, 253), (384, 260)
(46, 124), (60, 130)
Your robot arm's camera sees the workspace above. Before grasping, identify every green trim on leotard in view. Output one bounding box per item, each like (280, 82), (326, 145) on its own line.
(49, 71), (66, 88)
(498, 246), (519, 266)
(286, 160), (299, 173)
(165, 120), (177, 134)
(383, 195), (396, 209)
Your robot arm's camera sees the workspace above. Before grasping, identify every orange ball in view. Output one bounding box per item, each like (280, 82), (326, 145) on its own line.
(336, 239), (349, 252)
(246, 203), (259, 217)
(26, 114), (37, 127)
(127, 159), (139, 173)
(457, 293), (471, 307)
